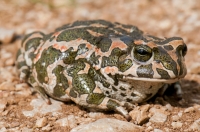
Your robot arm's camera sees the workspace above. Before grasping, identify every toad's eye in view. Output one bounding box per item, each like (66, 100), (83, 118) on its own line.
(132, 45), (153, 62)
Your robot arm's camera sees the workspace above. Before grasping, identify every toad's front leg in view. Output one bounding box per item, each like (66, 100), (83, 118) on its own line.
(66, 73), (132, 121)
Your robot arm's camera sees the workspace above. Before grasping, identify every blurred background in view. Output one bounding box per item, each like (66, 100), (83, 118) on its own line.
(0, 0), (199, 42)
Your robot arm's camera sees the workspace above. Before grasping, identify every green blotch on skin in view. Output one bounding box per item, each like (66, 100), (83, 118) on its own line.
(164, 45), (174, 51)
(153, 47), (178, 76)
(56, 28), (97, 44)
(16, 49), (22, 60)
(63, 47), (77, 64)
(107, 99), (120, 110)
(72, 74), (95, 94)
(137, 64), (154, 78)
(35, 46), (63, 84)
(119, 59), (133, 72)
(67, 61), (85, 76)
(28, 75), (36, 84)
(21, 69), (30, 80)
(101, 48), (125, 67)
(112, 86), (118, 91)
(69, 89), (77, 98)
(97, 38), (112, 52)
(72, 20), (115, 27)
(126, 98), (133, 102)
(87, 93), (105, 105)
(77, 44), (89, 55)
(21, 31), (45, 46)
(131, 92), (137, 97)
(88, 52), (100, 65)
(52, 65), (69, 97)
(25, 38), (42, 51)
(119, 87), (126, 91)
(88, 68), (110, 88)
(156, 68), (170, 79)
(16, 60), (26, 70)
(120, 93), (126, 97)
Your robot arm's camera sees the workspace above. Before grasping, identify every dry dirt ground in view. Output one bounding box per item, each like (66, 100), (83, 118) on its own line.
(0, 0), (200, 132)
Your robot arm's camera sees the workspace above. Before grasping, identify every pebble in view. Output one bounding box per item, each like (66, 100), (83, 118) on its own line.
(56, 115), (77, 128)
(0, 100), (7, 112)
(35, 117), (47, 128)
(146, 126), (153, 131)
(129, 105), (150, 125)
(149, 107), (168, 123)
(10, 122), (20, 128)
(149, 112), (167, 123)
(154, 129), (163, 132)
(20, 127), (33, 132)
(41, 124), (52, 131)
(22, 98), (62, 117)
(178, 112), (183, 117)
(88, 112), (105, 119)
(0, 28), (15, 44)
(0, 81), (15, 91)
(171, 122), (182, 129)
(171, 115), (180, 121)
(0, 127), (7, 132)
(189, 118), (200, 131)
(165, 104), (173, 111)
(70, 118), (144, 132)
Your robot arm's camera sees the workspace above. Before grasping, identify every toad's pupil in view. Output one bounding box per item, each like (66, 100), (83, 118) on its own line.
(137, 48), (148, 55)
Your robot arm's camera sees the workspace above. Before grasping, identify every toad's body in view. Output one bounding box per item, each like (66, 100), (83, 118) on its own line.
(16, 20), (187, 120)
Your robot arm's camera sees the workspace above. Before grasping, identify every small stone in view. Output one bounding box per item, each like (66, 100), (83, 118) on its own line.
(171, 115), (180, 121)
(189, 118), (200, 131)
(71, 118), (144, 132)
(129, 105), (150, 125)
(163, 128), (170, 132)
(184, 107), (195, 113)
(0, 28), (15, 44)
(171, 122), (182, 129)
(10, 122), (20, 128)
(154, 128), (163, 132)
(165, 104), (173, 111)
(56, 115), (77, 128)
(5, 58), (14, 66)
(0, 100), (7, 112)
(0, 81), (15, 91)
(0, 127), (7, 132)
(22, 98), (62, 117)
(145, 122), (152, 127)
(35, 117), (47, 128)
(20, 127), (33, 132)
(146, 126), (153, 131)
(178, 112), (183, 117)
(41, 124), (52, 131)
(149, 112), (168, 123)
(88, 112), (105, 119)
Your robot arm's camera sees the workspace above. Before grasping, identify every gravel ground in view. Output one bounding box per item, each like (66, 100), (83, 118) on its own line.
(0, 0), (200, 132)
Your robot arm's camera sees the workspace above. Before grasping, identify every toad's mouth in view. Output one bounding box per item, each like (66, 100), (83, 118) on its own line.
(122, 76), (180, 84)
